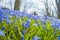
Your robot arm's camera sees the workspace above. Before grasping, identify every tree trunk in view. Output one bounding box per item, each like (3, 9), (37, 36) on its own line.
(14, 0), (21, 10)
(46, 8), (50, 16)
(56, 0), (60, 19)
(45, 0), (50, 16)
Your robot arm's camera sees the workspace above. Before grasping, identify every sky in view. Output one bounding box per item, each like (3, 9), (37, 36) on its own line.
(0, 0), (58, 17)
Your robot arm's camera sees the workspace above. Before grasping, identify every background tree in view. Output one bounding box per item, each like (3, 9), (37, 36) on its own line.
(45, 0), (50, 16)
(14, 0), (21, 10)
(56, 0), (60, 19)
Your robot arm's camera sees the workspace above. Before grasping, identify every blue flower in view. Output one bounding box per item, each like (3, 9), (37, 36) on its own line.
(22, 30), (26, 35)
(20, 12), (28, 18)
(22, 36), (24, 40)
(45, 16), (49, 20)
(28, 13), (34, 18)
(0, 9), (4, 14)
(58, 36), (60, 40)
(9, 10), (14, 14)
(0, 13), (2, 16)
(1, 27), (5, 30)
(22, 23), (29, 28)
(33, 15), (39, 20)
(40, 18), (46, 23)
(21, 12), (28, 17)
(26, 20), (30, 25)
(32, 36), (41, 40)
(22, 20), (30, 28)
(0, 14), (5, 19)
(1, 14), (4, 17)
(4, 16), (9, 19)
(0, 30), (5, 36)
(5, 10), (9, 13)
(6, 20), (12, 24)
(53, 22), (60, 29)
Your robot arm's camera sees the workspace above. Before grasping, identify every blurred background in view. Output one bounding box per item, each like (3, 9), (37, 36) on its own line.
(0, 0), (60, 19)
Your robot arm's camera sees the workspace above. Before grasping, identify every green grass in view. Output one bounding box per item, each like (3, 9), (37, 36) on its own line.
(0, 16), (60, 40)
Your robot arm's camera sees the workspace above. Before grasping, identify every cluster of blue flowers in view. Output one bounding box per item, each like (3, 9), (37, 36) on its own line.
(22, 20), (30, 28)
(0, 8), (60, 40)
